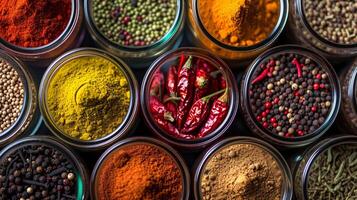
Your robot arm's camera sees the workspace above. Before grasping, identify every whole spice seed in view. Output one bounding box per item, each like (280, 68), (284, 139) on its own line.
(303, 0), (357, 45)
(200, 143), (283, 200)
(0, 59), (24, 133)
(47, 56), (131, 141)
(0, 144), (78, 199)
(149, 55), (230, 139)
(198, 0), (280, 47)
(92, 0), (177, 47)
(0, 0), (72, 48)
(96, 143), (183, 200)
(249, 52), (334, 138)
(307, 144), (357, 199)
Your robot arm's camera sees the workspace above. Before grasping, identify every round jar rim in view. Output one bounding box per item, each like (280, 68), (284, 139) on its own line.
(351, 60), (357, 109)
(192, 0), (289, 51)
(298, 135), (357, 200)
(84, 0), (184, 51)
(242, 44), (341, 146)
(0, 50), (39, 146)
(0, 135), (89, 200)
(90, 136), (190, 200)
(39, 47), (139, 150)
(140, 47), (239, 148)
(0, 0), (80, 55)
(297, 0), (357, 49)
(193, 136), (293, 200)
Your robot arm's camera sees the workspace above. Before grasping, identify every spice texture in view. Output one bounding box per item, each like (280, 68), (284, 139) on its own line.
(304, 0), (357, 45)
(96, 143), (183, 200)
(0, 59), (24, 133)
(198, 0), (280, 47)
(249, 52), (333, 138)
(201, 143), (283, 200)
(307, 144), (357, 199)
(149, 55), (229, 139)
(0, 144), (78, 199)
(92, 0), (177, 47)
(47, 56), (130, 140)
(0, 0), (72, 47)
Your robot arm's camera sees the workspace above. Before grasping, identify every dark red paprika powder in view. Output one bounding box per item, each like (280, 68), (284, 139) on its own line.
(0, 0), (72, 48)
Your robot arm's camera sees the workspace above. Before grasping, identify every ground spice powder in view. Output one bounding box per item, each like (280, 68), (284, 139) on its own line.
(47, 56), (130, 140)
(0, 0), (71, 47)
(198, 0), (280, 47)
(96, 143), (183, 200)
(201, 143), (283, 200)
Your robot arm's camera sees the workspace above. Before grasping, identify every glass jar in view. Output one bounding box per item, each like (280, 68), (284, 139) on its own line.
(240, 45), (341, 148)
(0, 50), (41, 148)
(186, 0), (289, 64)
(84, 0), (185, 69)
(141, 47), (239, 150)
(90, 136), (190, 200)
(0, 0), (84, 68)
(294, 135), (357, 200)
(0, 136), (89, 199)
(193, 136), (293, 200)
(288, 0), (357, 61)
(338, 59), (357, 134)
(39, 48), (140, 151)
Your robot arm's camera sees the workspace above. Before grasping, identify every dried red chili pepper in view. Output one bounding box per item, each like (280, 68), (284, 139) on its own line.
(198, 89), (229, 138)
(252, 68), (269, 84)
(150, 71), (164, 99)
(177, 56), (195, 129)
(178, 54), (185, 72)
(154, 118), (195, 139)
(292, 58), (302, 78)
(164, 95), (177, 120)
(182, 89), (225, 133)
(150, 95), (174, 122)
(194, 63), (210, 101)
(252, 60), (275, 84)
(218, 74), (227, 89)
(166, 65), (177, 97)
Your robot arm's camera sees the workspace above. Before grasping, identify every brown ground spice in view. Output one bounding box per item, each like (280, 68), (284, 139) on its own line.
(96, 143), (183, 200)
(200, 143), (283, 200)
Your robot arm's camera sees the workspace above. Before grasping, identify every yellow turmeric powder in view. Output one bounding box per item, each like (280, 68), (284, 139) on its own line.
(47, 56), (131, 141)
(198, 0), (280, 47)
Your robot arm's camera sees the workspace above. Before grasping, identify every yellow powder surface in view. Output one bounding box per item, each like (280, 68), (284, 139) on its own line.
(47, 56), (131, 141)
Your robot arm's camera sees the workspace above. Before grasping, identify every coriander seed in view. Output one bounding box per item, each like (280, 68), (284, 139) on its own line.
(303, 0), (357, 45)
(0, 59), (24, 133)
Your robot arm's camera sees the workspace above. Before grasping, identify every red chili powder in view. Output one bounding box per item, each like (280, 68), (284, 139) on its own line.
(0, 0), (72, 48)
(96, 143), (183, 200)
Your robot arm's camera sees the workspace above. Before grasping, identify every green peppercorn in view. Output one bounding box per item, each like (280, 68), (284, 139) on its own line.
(92, 0), (177, 47)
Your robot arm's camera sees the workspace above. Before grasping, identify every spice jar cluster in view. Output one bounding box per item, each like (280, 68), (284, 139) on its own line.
(0, 0), (356, 200)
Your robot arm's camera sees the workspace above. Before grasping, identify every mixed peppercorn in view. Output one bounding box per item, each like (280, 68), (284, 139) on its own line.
(0, 144), (77, 200)
(249, 52), (333, 138)
(149, 55), (229, 139)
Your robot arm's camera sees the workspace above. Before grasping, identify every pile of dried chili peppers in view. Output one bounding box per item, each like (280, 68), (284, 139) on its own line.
(149, 55), (229, 139)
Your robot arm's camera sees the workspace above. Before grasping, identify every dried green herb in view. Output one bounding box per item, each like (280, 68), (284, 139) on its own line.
(307, 144), (357, 199)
